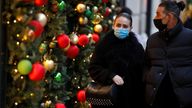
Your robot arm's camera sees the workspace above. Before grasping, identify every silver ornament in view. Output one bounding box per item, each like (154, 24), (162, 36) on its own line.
(36, 13), (47, 27)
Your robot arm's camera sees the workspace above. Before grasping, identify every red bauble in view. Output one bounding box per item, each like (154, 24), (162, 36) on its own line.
(77, 34), (89, 47)
(77, 90), (86, 102)
(29, 63), (46, 81)
(103, 7), (111, 17)
(55, 103), (66, 108)
(34, 0), (48, 7)
(28, 20), (44, 37)
(57, 34), (70, 48)
(92, 33), (100, 43)
(66, 45), (79, 59)
(102, 0), (109, 3)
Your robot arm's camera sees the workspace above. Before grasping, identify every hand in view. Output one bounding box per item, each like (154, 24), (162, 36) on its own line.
(112, 75), (124, 85)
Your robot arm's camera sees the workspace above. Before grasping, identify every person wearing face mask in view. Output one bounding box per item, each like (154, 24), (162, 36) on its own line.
(88, 12), (146, 108)
(144, 1), (192, 108)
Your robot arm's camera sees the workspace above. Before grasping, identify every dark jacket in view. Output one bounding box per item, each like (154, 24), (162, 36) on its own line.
(184, 18), (192, 30)
(88, 30), (145, 108)
(144, 21), (192, 108)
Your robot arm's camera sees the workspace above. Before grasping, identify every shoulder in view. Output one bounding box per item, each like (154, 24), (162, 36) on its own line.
(129, 32), (144, 47)
(94, 30), (115, 52)
(182, 27), (192, 34)
(179, 27), (192, 41)
(148, 32), (159, 39)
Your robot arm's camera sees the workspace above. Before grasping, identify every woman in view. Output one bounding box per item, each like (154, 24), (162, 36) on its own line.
(88, 12), (145, 108)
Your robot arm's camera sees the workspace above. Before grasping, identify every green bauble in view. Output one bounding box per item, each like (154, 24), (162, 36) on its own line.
(17, 59), (32, 75)
(58, 1), (66, 11)
(39, 43), (47, 54)
(85, 10), (92, 18)
(55, 72), (62, 81)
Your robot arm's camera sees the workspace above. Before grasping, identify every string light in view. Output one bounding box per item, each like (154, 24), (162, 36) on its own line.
(22, 35), (28, 41)
(13, 62), (17, 65)
(45, 79), (48, 83)
(89, 53), (93, 58)
(14, 102), (18, 106)
(13, 20), (17, 23)
(74, 101), (78, 104)
(16, 42), (20, 46)
(16, 34), (20, 38)
(30, 93), (34, 97)
(7, 21), (10, 24)
(16, 15), (23, 22)
(20, 76), (24, 79)
(14, 69), (18, 73)
(26, 55), (29, 58)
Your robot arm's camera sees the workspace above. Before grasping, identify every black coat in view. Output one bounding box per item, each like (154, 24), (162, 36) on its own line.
(144, 21), (192, 108)
(184, 18), (192, 30)
(88, 30), (145, 108)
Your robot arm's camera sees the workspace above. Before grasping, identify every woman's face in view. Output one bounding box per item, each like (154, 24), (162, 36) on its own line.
(113, 16), (131, 31)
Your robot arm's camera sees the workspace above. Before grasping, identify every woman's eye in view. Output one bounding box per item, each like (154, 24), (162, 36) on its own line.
(123, 25), (128, 28)
(115, 23), (129, 28)
(116, 24), (121, 27)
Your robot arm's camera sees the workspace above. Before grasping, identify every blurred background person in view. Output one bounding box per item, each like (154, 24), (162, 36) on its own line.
(181, 0), (192, 29)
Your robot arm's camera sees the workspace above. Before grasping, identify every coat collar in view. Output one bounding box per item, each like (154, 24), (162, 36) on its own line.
(159, 20), (183, 41)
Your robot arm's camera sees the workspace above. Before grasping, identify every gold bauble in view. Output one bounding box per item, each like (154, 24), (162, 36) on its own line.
(79, 16), (88, 25)
(94, 24), (103, 33)
(92, 14), (102, 24)
(49, 41), (57, 48)
(43, 60), (55, 71)
(21, 28), (35, 42)
(76, 3), (86, 13)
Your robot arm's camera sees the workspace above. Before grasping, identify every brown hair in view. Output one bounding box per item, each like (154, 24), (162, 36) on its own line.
(114, 12), (132, 27)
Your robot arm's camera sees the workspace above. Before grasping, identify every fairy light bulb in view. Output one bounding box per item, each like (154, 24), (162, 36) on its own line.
(26, 55), (29, 58)
(16, 42), (20, 46)
(22, 35), (28, 41)
(14, 102), (18, 106)
(7, 21), (10, 24)
(16, 34), (20, 38)
(30, 93), (34, 97)
(20, 76), (24, 79)
(75, 101), (78, 104)
(14, 62), (17, 65)
(14, 69), (18, 73)
(13, 20), (17, 23)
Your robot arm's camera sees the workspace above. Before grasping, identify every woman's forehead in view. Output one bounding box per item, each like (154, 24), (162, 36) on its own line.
(114, 16), (130, 24)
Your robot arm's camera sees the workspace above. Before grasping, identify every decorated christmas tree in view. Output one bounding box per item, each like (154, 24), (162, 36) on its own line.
(2, 0), (119, 107)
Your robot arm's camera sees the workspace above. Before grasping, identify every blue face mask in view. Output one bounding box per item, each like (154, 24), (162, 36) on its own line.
(114, 28), (129, 39)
